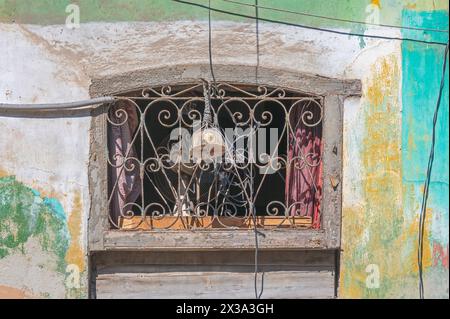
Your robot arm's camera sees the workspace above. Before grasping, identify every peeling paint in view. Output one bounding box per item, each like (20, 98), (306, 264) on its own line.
(0, 176), (69, 270)
(0, 176), (88, 298)
(341, 53), (405, 298)
(341, 7), (448, 299)
(433, 243), (449, 269)
(0, 0), (448, 299)
(400, 9), (449, 298)
(65, 192), (85, 273)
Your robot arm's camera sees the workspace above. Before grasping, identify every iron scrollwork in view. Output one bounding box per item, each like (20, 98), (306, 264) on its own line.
(107, 82), (324, 230)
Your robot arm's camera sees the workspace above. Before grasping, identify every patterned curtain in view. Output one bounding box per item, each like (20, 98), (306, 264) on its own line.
(285, 104), (323, 229)
(108, 101), (141, 226)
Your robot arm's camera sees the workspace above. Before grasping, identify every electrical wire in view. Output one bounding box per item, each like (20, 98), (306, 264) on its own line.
(207, 0), (264, 299)
(208, 0), (218, 88)
(253, 0), (264, 300)
(418, 41), (449, 299)
(221, 0), (449, 34)
(255, 0), (260, 84)
(0, 0), (445, 301)
(172, 0), (448, 46)
(0, 96), (115, 111)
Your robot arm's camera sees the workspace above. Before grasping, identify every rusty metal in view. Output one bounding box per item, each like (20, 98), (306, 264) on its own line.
(107, 81), (323, 230)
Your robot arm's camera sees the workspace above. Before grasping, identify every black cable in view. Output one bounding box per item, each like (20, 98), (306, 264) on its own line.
(208, 0), (217, 89)
(207, 0), (264, 299)
(255, 0), (260, 84)
(221, 0), (449, 34)
(418, 41), (449, 299)
(253, 0), (264, 300)
(253, 208), (265, 299)
(172, 0), (448, 46)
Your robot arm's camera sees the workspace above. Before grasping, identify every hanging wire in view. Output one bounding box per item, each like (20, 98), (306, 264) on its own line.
(172, 0), (448, 46)
(1, 0), (444, 302)
(220, 0), (449, 34)
(418, 41), (449, 299)
(255, 0), (260, 84)
(207, 0), (264, 299)
(252, 0), (264, 299)
(208, 0), (218, 89)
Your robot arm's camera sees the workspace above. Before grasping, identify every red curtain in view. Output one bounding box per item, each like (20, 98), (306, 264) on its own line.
(285, 105), (323, 229)
(108, 102), (141, 225)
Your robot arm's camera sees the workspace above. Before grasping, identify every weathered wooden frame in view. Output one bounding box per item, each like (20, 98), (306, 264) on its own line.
(88, 64), (361, 251)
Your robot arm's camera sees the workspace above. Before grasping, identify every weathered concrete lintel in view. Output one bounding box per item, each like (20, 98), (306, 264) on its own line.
(99, 229), (332, 251)
(90, 64), (362, 97)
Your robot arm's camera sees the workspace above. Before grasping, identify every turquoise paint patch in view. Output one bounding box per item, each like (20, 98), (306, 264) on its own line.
(43, 197), (67, 221)
(31, 189), (40, 197)
(401, 10), (449, 212)
(401, 9), (449, 296)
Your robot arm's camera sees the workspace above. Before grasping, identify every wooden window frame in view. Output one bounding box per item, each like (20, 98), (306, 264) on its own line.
(88, 64), (361, 251)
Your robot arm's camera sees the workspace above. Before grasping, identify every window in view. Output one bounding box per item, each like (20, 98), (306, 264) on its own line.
(106, 82), (324, 231)
(88, 65), (359, 250)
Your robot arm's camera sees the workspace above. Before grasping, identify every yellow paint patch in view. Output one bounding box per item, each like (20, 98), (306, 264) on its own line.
(371, 0), (381, 8)
(408, 209), (433, 273)
(65, 192), (85, 273)
(366, 56), (397, 108)
(339, 206), (368, 298)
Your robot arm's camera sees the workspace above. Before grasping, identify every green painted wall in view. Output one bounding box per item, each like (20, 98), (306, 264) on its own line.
(0, 0), (447, 27)
(0, 176), (68, 265)
(401, 9), (449, 295)
(0, 176), (86, 298)
(339, 6), (448, 298)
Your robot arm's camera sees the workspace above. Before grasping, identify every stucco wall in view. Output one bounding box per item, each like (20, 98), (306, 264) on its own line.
(0, 0), (448, 298)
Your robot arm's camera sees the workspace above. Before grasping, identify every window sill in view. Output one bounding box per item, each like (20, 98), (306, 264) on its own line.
(101, 228), (328, 251)
(119, 216), (313, 230)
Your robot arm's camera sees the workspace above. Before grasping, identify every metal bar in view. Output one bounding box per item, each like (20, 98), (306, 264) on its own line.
(116, 96), (320, 100)
(108, 83), (324, 231)
(0, 97), (115, 111)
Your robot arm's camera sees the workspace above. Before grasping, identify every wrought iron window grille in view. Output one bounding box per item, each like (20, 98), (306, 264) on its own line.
(107, 81), (324, 231)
